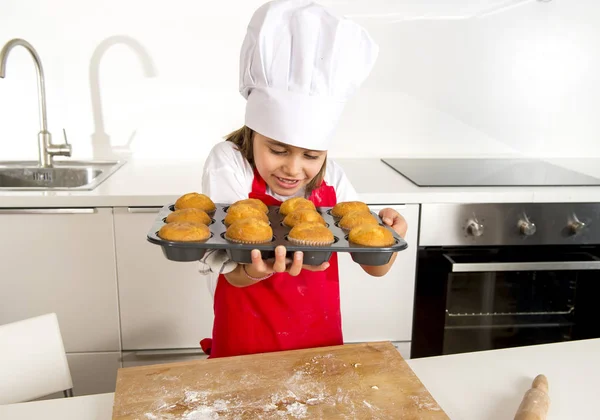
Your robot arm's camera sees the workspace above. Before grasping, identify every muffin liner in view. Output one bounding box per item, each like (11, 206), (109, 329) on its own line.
(224, 234), (273, 245)
(287, 236), (335, 247)
(148, 203), (407, 265)
(349, 238), (396, 248)
(159, 235), (211, 243)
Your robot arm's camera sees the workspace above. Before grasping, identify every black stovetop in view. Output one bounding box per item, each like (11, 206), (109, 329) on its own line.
(381, 158), (600, 187)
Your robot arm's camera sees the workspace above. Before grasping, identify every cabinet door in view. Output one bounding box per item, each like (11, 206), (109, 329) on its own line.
(36, 352), (121, 399)
(67, 352), (121, 396)
(338, 204), (419, 343)
(0, 208), (120, 352)
(393, 341), (412, 360)
(114, 207), (214, 350)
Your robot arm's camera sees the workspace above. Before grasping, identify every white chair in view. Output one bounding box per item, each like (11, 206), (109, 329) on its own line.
(0, 313), (73, 404)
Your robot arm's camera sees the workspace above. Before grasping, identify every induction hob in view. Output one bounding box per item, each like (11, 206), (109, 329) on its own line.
(381, 158), (600, 187)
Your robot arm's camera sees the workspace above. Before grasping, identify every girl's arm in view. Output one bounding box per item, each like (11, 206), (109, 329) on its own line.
(223, 263), (263, 287)
(359, 208), (407, 277)
(360, 253), (398, 277)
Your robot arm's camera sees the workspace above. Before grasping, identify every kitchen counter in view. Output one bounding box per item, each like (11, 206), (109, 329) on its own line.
(2, 157), (600, 208)
(409, 338), (600, 420)
(1, 338), (598, 419)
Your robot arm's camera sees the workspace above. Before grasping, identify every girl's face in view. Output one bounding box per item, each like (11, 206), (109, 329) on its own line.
(253, 132), (326, 197)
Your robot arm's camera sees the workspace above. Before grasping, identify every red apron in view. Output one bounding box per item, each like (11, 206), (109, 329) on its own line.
(200, 170), (341, 358)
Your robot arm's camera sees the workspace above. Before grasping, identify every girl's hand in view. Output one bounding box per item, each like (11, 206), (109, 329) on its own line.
(356, 208), (408, 277)
(246, 245), (330, 278)
(379, 208), (408, 238)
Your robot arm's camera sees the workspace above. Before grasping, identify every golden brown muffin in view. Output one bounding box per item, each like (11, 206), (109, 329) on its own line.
(165, 208), (212, 225)
(338, 210), (379, 231)
(231, 198), (269, 214)
(224, 204), (269, 227)
(287, 222), (335, 246)
(283, 209), (326, 228)
(279, 197), (316, 216)
(174, 192), (216, 213)
(348, 224), (395, 247)
(331, 201), (370, 218)
(158, 222), (211, 242)
(225, 218), (273, 244)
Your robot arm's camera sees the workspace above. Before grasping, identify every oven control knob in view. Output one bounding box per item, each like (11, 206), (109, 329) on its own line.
(518, 219), (537, 236)
(466, 219), (484, 237)
(568, 220), (586, 235)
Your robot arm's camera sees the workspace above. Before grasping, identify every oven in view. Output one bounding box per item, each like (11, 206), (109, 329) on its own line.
(411, 203), (600, 358)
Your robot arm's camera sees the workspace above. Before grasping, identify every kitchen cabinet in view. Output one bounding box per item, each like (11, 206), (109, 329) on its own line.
(113, 207), (214, 351)
(36, 352), (121, 399)
(0, 208), (120, 353)
(66, 352), (121, 396)
(393, 341), (412, 359)
(338, 204), (419, 344)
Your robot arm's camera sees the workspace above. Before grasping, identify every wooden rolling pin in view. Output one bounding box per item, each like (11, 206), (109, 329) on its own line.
(514, 374), (550, 420)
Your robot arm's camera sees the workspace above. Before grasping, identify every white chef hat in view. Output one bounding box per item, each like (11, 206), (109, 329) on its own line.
(239, 0), (379, 151)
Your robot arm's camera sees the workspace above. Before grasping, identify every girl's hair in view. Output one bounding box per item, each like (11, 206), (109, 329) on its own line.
(225, 126), (327, 198)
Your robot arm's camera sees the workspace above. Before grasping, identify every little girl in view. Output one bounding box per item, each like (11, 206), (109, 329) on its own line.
(199, 0), (407, 358)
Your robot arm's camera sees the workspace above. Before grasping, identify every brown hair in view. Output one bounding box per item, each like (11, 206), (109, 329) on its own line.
(225, 126), (327, 198)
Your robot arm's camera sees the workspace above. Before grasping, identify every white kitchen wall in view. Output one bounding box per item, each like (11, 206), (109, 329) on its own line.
(0, 0), (598, 162)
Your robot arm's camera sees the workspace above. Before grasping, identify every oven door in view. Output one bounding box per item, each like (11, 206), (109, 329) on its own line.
(411, 246), (600, 358)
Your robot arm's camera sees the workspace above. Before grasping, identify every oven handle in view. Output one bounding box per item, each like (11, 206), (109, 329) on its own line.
(444, 254), (600, 272)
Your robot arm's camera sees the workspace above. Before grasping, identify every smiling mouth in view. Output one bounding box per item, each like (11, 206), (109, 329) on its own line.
(275, 176), (301, 187)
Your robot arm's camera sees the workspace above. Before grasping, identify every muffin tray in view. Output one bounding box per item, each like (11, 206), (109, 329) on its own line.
(147, 203), (408, 266)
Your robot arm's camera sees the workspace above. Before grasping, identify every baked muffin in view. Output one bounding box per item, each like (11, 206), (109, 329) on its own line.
(287, 222), (335, 246)
(279, 197), (316, 216)
(224, 204), (269, 227)
(338, 211), (379, 231)
(225, 219), (273, 244)
(348, 225), (395, 247)
(174, 192), (216, 213)
(158, 222), (211, 242)
(165, 208), (212, 225)
(331, 201), (370, 218)
(231, 198), (269, 214)
(283, 209), (326, 228)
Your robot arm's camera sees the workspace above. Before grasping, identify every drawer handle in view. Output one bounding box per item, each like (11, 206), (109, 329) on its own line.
(0, 208), (96, 214)
(127, 207), (161, 213)
(444, 253), (600, 272)
(367, 205), (407, 211)
(132, 349), (206, 357)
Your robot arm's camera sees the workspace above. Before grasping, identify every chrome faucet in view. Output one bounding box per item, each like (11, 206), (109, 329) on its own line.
(0, 38), (72, 167)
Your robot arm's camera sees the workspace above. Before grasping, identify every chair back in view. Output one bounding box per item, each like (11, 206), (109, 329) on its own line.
(0, 313), (73, 404)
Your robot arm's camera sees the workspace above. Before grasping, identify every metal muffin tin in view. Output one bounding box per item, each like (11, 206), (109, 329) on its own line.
(147, 203), (408, 266)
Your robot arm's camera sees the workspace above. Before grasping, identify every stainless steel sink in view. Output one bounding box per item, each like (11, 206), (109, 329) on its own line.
(0, 160), (126, 191)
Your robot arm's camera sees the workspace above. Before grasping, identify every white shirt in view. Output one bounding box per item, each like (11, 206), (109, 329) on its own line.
(202, 141), (358, 203)
(199, 140), (359, 294)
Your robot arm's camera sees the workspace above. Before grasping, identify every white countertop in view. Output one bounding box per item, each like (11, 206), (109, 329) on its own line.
(0, 392), (114, 420)
(408, 338), (600, 420)
(1, 339), (598, 419)
(2, 157), (600, 207)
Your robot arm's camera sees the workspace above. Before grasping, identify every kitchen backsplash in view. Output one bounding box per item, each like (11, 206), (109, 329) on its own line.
(1, 0), (598, 162)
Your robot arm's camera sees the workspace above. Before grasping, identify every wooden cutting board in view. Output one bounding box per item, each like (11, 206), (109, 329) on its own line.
(112, 341), (449, 419)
